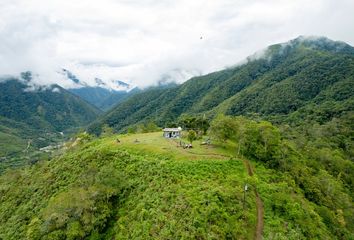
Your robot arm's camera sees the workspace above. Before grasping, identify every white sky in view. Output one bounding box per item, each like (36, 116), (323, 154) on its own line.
(0, 0), (354, 88)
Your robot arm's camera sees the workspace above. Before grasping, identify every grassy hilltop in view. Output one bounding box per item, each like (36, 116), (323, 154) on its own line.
(0, 131), (343, 239)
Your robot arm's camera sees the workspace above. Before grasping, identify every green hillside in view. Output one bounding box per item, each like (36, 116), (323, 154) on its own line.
(0, 79), (101, 131)
(69, 87), (139, 111)
(0, 78), (102, 171)
(0, 36), (353, 239)
(2, 129), (351, 239)
(69, 87), (117, 110)
(88, 36), (354, 135)
(76, 36), (354, 239)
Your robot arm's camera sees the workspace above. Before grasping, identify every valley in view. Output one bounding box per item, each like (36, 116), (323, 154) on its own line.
(0, 78), (101, 172)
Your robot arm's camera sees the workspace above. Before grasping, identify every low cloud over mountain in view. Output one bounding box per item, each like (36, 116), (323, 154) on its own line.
(1, 0), (354, 88)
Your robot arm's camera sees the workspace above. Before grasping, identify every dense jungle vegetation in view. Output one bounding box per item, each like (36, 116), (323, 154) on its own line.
(0, 77), (101, 171)
(1, 112), (353, 239)
(0, 36), (353, 239)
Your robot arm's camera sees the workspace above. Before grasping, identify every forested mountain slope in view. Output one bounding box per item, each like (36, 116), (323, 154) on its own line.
(0, 78), (101, 170)
(0, 79), (101, 131)
(0, 36), (353, 239)
(68, 87), (140, 111)
(89, 36), (354, 134)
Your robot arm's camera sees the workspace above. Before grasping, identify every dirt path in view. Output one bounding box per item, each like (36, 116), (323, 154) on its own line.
(244, 159), (264, 240)
(166, 138), (264, 238)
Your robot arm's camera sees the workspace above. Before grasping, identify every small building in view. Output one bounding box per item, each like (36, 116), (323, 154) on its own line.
(163, 127), (182, 138)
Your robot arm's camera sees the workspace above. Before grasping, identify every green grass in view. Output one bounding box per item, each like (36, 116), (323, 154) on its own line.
(109, 132), (235, 160)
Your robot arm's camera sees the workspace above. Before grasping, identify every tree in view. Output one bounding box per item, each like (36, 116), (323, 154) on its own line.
(127, 126), (137, 134)
(258, 121), (281, 161)
(178, 114), (210, 134)
(187, 130), (197, 144)
(232, 116), (248, 155)
(74, 131), (94, 144)
(145, 121), (160, 132)
(136, 124), (147, 133)
(209, 115), (236, 142)
(240, 120), (282, 163)
(101, 124), (114, 137)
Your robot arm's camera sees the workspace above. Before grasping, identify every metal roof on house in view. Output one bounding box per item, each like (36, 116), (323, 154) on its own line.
(163, 127), (182, 132)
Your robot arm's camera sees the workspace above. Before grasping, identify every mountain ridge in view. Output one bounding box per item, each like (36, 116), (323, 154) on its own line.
(0, 77), (102, 170)
(0, 36), (353, 239)
(88, 36), (354, 134)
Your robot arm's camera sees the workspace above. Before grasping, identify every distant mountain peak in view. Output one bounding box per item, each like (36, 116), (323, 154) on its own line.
(20, 71), (33, 82)
(62, 69), (81, 85)
(61, 69), (134, 92)
(245, 36), (354, 64)
(114, 80), (130, 88)
(284, 35), (354, 53)
(95, 78), (106, 87)
(157, 69), (201, 86)
(61, 69), (87, 87)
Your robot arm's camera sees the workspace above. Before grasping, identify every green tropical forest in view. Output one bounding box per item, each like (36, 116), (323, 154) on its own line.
(0, 76), (101, 172)
(0, 36), (353, 239)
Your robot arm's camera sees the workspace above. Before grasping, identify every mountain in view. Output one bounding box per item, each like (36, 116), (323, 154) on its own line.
(0, 36), (353, 239)
(68, 87), (137, 111)
(0, 77), (101, 132)
(62, 69), (138, 110)
(0, 75), (101, 171)
(2, 130), (352, 239)
(157, 68), (201, 85)
(82, 36), (354, 239)
(98, 87), (141, 110)
(89, 36), (354, 134)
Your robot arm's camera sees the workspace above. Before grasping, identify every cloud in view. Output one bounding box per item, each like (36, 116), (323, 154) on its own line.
(0, 0), (354, 88)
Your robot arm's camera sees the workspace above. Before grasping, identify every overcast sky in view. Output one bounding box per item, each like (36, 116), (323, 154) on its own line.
(1, 0), (354, 88)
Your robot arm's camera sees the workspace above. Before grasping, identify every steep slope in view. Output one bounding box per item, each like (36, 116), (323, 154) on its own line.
(99, 87), (140, 110)
(62, 68), (138, 111)
(68, 86), (137, 111)
(0, 78), (101, 170)
(0, 132), (345, 239)
(217, 39), (354, 117)
(68, 87), (114, 108)
(88, 70), (234, 134)
(89, 36), (354, 134)
(0, 79), (101, 131)
(1, 36), (353, 239)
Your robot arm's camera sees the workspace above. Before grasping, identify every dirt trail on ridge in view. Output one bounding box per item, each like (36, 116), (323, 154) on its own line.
(244, 160), (264, 240)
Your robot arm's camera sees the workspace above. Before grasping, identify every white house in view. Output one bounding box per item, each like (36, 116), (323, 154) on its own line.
(163, 127), (182, 138)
